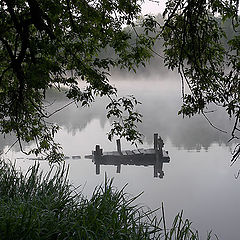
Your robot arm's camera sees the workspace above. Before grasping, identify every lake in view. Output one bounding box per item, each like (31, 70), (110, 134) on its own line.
(1, 73), (240, 240)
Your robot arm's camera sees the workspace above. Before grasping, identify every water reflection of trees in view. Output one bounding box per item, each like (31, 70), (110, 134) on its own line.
(138, 94), (231, 150)
(49, 82), (233, 151)
(0, 81), (233, 152)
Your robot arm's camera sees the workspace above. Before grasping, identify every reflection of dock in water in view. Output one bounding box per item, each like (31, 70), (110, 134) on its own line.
(85, 133), (170, 178)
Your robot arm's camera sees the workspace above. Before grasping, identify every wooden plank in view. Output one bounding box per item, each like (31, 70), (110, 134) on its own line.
(125, 150), (134, 155)
(132, 149), (144, 155)
(138, 149), (145, 154)
(143, 149), (155, 154)
(121, 151), (129, 156)
(103, 151), (121, 156)
(103, 152), (112, 156)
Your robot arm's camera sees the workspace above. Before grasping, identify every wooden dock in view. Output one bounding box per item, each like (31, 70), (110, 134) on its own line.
(85, 133), (170, 178)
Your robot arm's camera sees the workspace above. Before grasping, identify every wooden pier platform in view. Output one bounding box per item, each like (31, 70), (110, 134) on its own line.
(85, 133), (170, 178)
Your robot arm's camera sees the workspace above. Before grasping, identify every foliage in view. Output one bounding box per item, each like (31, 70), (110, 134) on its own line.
(0, 159), (215, 240)
(107, 95), (143, 143)
(1, 0), (239, 162)
(158, 0), (240, 162)
(0, 0), (154, 161)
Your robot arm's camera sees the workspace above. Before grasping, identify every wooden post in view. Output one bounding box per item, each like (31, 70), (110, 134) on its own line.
(94, 145), (103, 160)
(154, 133), (158, 150)
(154, 133), (161, 177)
(96, 164), (100, 175)
(158, 137), (164, 157)
(116, 164), (121, 173)
(94, 145), (102, 175)
(158, 160), (164, 178)
(95, 145), (101, 156)
(155, 148), (160, 162)
(153, 164), (158, 177)
(154, 156), (164, 178)
(116, 139), (122, 154)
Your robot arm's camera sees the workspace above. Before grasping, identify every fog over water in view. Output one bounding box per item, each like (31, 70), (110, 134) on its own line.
(1, 71), (239, 240)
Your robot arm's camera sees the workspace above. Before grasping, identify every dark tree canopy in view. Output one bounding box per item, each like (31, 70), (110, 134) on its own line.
(0, 0), (239, 162)
(159, 0), (240, 162)
(0, 0), (153, 161)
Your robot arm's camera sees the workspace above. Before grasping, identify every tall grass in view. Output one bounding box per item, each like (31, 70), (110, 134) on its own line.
(0, 159), (215, 239)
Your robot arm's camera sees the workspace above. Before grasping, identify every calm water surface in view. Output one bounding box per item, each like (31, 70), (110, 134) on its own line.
(1, 77), (240, 240)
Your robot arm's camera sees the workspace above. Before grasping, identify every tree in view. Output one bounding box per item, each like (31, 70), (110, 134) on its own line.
(0, 0), (153, 161)
(158, 0), (239, 163)
(0, 0), (239, 163)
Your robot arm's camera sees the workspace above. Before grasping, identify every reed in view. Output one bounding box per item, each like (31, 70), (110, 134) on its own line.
(0, 159), (215, 239)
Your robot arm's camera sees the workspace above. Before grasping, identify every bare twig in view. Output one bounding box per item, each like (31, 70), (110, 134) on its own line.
(47, 100), (75, 118)
(4, 139), (18, 155)
(202, 112), (228, 133)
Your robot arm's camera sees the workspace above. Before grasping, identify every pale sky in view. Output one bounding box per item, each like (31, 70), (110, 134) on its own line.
(141, 0), (166, 15)
(141, 0), (240, 15)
